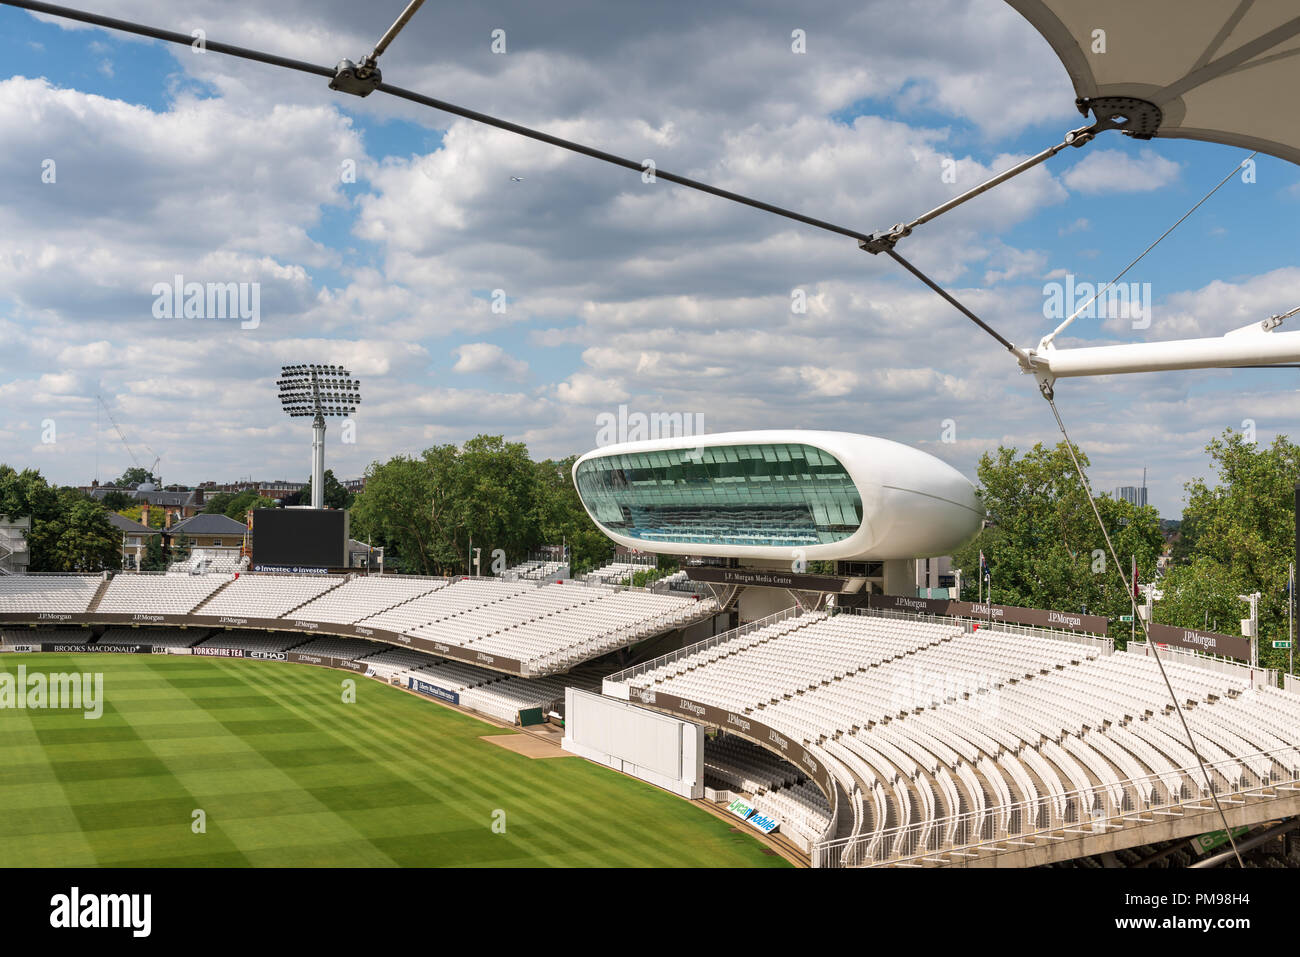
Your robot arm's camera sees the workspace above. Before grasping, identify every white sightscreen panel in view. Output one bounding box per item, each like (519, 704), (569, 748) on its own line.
(569, 690), (683, 781)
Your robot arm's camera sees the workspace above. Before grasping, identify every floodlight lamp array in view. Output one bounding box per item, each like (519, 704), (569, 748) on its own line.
(276, 363), (362, 418)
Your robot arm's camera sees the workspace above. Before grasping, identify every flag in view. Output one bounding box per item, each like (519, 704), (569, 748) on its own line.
(979, 550), (989, 581)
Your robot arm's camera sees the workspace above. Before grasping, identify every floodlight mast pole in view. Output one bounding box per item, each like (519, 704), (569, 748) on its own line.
(308, 368), (327, 510)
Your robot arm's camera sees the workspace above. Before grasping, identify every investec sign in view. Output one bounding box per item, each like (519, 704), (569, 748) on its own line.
(868, 594), (1109, 635)
(1147, 623), (1251, 663)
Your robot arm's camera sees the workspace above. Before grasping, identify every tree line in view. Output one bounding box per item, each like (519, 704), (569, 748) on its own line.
(348, 435), (612, 576)
(952, 429), (1297, 671)
(6, 427), (1300, 677)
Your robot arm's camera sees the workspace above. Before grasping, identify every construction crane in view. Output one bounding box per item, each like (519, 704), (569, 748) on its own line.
(96, 394), (161, 487)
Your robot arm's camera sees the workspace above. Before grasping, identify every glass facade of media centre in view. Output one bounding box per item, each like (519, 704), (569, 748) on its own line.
(574, 442), (863, 547)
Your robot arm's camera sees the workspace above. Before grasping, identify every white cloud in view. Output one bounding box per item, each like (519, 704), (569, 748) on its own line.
(1062, 148), (1181, 194)
(452, 343), (530, 381)
(0, 0), (1290, 517)
(555, 373), (629, 405)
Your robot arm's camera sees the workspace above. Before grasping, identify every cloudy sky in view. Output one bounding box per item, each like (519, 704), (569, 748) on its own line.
(1, 0), (1298, 515)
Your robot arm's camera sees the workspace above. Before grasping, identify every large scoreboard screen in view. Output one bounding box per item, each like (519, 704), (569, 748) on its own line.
(251, 509), (349, 572)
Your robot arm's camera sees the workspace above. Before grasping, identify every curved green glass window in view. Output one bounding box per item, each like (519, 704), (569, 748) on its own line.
(574, 443), (862, 547)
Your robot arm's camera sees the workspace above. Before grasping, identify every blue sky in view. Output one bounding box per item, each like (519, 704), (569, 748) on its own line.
(1, 0), (1298, 516)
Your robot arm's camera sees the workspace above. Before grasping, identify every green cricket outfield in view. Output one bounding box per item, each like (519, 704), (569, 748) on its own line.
(0, 653), (789, 868)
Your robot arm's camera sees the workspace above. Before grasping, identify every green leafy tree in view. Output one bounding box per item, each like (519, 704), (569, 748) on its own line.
(451, 435), (545, 567)
(300, 470), (354, 510)
(535, 455), (614, 575)
(202, 491), (236, 515)
(951, 441), (1162, 644)
(139, 535), (168, 572)
(349, 438), (604, 576)
(111, 467), (156, 489)
(349, 453), (442, 575)
(0, 466), (61, 569)
(1157, 430), (1300, 670)
(99, 489), (133, 512)
(118, 504), (165, 528)
(222, 490), (276, 522)
(49, 498), (121, 571)
(0, 467), (125, 571)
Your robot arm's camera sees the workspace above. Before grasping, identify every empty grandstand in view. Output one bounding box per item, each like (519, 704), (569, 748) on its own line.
(600, 607), (1300, 865)
(3, 428), (1297, 869)
(503, 559), (568, 582)
(3, 562), (1298, 868)
(95, 573), (227, 614)
(0, 570), (721, 678)
(585, 557), (656, 586)
(0, 574), (103, 614)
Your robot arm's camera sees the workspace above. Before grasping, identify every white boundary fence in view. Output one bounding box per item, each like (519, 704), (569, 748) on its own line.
(604, 605), (807, 687)
(852, 606), (1114, 656)
(813, 746), (1300, 868)
(531, 594), (722, 675)
(1126, 639), (1276, 689)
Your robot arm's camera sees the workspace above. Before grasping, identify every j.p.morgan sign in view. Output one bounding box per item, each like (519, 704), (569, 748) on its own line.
(868, 594), (1109, 635)
(685, 566), (854, 593)
(1147, 623), (1251, 662)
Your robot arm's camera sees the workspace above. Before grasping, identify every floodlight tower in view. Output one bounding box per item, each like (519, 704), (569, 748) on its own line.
(276, 365), (361, 509)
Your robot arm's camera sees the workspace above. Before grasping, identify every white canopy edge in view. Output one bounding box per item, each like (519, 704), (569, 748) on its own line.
(1007, 0), (1300, 167)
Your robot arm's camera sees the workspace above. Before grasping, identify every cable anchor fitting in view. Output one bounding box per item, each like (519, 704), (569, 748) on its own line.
(329, 58), (382, 97)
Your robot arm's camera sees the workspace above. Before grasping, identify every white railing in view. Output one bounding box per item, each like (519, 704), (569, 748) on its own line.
(853, 606), (1114, 655)
(604, 605), (807, 685)
(1284, 672), (1298, 695)
(1126, 639), (1276, 689)
(529, 597), (722, 676)
(812, 745), (1300, 868)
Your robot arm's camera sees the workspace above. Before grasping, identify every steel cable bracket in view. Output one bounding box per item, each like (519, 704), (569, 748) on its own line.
(858, 102), (1157, 256)
(329, 58), (382, 97)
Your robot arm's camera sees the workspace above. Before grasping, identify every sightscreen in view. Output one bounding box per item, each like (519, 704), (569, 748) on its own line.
(251, 509), (348, 571)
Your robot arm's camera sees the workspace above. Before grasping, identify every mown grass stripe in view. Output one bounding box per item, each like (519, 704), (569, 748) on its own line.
(0, 654), (787, 868)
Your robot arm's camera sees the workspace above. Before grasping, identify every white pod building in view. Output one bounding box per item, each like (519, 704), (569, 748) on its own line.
(572, 430), (983, 562)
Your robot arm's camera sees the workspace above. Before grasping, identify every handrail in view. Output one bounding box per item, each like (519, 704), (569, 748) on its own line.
(528, 596), (722, 675)
(1127, 639), (1276, 689)
(604, 604), (809, 685)
(853, 606), (1114, 655)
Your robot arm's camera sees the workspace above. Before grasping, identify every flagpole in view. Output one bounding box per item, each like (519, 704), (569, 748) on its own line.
(987, 567), (992, 631)
(1131, 554), (1136, 646)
